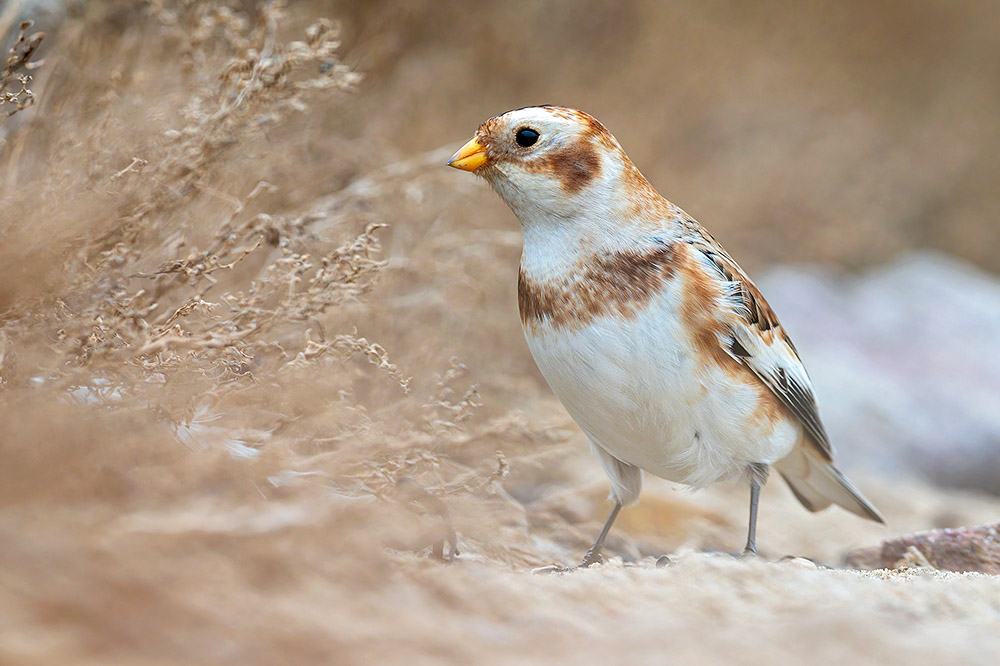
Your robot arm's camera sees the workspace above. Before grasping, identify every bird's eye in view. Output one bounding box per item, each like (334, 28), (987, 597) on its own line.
(515, 128), (540, 147)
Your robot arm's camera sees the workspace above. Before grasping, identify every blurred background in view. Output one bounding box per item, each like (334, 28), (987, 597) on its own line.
(1, 1), (999, 664)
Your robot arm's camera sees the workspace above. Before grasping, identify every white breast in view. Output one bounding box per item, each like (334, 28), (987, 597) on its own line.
(523, 280), (800, 488)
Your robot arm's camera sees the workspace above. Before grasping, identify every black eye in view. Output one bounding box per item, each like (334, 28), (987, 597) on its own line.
(515, 128), (539, 147)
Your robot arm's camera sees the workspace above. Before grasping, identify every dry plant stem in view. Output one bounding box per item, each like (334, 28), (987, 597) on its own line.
(0, 2), (504, 567)
(1, 19), (45, 116)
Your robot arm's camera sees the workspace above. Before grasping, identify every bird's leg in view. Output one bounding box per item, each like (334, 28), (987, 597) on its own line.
(580, 500), (623, 567)
(742, 462), (769, 557)
(742, 483), (761, 557)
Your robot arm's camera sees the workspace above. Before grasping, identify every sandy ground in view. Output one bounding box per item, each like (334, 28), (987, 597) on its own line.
(3, 435), (1000, 665)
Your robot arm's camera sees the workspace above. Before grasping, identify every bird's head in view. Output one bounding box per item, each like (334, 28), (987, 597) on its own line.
(448, 106), (659, 227)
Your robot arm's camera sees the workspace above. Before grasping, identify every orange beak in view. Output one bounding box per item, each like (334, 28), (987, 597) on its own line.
(447, 137), (488, 172)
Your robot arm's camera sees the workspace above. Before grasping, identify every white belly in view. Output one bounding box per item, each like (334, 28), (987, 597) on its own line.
(524, 289), (800, 488)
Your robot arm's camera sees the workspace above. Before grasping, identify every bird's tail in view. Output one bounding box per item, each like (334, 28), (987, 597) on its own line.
(774, 443), (885, 524)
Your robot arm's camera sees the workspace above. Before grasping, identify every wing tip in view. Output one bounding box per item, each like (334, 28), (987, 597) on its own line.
(779, 461), (887, 525)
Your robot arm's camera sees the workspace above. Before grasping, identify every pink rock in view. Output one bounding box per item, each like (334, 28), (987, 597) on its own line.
(847, 523), (1000, 573)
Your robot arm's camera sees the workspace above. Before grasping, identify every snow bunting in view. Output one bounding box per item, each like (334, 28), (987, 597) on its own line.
(448, 105), (884, 565)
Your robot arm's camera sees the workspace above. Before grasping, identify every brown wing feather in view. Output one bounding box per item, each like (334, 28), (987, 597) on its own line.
(685, 226), (834, 462)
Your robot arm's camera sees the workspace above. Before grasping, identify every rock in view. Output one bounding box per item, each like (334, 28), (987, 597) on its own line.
(846, 523), (1000, 573)
(777, 555), (823, 570)
(759, 252), (1000, 494)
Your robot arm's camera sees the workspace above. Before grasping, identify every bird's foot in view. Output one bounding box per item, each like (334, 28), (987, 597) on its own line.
(739, 545), (758, 559)
(579, 548), (605, 568)
(530, 563), (576, 575)
(530, 548), (607, 575)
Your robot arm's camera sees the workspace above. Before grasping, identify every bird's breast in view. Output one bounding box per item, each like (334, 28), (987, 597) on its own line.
(519, 248), (799, 486)
(517, 241), (679, 333)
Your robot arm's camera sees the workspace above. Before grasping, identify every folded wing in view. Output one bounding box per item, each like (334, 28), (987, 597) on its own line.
(687, 233), (884, 523)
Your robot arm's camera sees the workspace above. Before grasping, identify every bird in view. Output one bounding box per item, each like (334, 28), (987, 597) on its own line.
(447, 105), (884, 566)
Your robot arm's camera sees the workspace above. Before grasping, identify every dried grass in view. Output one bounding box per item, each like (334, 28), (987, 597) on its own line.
(0, 0), (532, 568)
(0, 19), (43, 117)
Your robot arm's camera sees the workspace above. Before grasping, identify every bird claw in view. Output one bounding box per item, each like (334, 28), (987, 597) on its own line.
(530, 548), (606, 574)
(531, 564), (574, 575)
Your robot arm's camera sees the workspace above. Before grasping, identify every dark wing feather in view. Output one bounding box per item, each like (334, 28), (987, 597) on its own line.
(691, 235), (834, 461)
(752, 365), (833, 461)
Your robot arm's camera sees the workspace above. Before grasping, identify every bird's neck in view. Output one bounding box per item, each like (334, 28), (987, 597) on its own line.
(518, 165), (680, 283)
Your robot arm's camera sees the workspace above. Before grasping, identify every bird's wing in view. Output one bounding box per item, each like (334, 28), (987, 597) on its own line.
(686, 231), (834, 461)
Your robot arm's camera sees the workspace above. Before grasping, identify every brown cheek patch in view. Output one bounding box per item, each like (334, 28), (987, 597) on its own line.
(553, 142), (602, 194)
(524, 140), (602, 194)
(519, 242), (677, 330)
